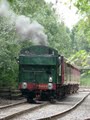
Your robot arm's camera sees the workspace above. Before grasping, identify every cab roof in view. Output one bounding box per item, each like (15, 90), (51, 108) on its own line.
(20, 45), (58, 56)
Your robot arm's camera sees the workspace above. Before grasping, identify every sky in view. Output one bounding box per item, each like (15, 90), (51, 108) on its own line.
(45, 0), (80, 29)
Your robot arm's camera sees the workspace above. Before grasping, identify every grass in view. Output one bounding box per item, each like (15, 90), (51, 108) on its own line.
(80, 73), (90, 86)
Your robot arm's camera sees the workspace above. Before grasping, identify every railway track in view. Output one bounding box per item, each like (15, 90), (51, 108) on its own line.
(39, 92), (90, 120)
(9, 91), (90, 120)
(0, 100), (26, 109)
(57, 91), (90, 120)
(0, 91), (90, 120)
(0, 101), (49, 120)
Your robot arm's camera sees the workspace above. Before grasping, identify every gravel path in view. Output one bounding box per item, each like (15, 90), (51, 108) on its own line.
(11, 92), (89, 120)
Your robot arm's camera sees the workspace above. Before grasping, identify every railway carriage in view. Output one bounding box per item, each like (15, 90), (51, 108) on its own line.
(18, 45), (80, 102)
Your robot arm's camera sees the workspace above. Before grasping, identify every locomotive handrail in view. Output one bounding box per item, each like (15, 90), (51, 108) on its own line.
(22, 69), (46, 73)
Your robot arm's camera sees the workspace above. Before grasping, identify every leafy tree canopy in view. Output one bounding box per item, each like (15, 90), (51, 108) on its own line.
(0, 0), (72, 88)
(75, 0), (90, 14)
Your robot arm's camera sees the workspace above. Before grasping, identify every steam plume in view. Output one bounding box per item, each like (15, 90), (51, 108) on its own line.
(0, 0), (48, 45)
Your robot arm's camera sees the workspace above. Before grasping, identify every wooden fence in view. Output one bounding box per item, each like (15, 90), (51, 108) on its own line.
(0, 88), (23, 99)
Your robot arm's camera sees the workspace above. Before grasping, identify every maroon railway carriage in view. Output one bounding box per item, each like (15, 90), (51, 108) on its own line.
(63, 58), (80, 95)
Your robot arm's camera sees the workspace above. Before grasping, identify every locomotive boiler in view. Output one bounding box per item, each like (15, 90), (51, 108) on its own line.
(18, 45), (80, 102)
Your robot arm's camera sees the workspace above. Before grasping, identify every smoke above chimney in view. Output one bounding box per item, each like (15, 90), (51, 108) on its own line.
(0, 0), (48, 45)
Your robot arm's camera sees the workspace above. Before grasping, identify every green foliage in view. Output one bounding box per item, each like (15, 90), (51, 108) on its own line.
(69, 0), (90, 74)
(8, 0), (72, 56)
(71, 22), (90, 52)
(0, 41), (20, 88)
(69, 50), (88, 67)
(80, 72), (90, 86)
(75, 0), (90, 14)
(73, 0), (90, 52)
(0, 0), (72, 88)
(1, 0), (89, 87)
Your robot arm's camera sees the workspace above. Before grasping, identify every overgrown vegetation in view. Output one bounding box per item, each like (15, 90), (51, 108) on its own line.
(70, 0), (90, 86)
(81, 72), (90, 86)
(0, 0), (90, 88)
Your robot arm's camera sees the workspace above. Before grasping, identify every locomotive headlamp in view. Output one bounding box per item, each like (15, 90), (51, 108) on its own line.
(49, 77), (53, 82)
(58, 56), (61, 64)
(48, 83), (53, 90)
(22, 82), (27, 89)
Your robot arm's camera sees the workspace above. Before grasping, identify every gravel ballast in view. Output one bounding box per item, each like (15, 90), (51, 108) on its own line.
(11, 92), (89, 120)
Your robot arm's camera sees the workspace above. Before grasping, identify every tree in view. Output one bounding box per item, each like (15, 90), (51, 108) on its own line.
(0, 0), (72, 88)
(75, 0), (90, 14)
(72, 0), (90, 52)
(8, 0), (72, 56)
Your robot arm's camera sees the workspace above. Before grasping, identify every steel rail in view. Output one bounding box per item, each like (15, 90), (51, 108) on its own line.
(84, 118), (90, 120)
(38, 92), (90, 120)
(0, 100), (26, 109)
(0, 102), (49, 120)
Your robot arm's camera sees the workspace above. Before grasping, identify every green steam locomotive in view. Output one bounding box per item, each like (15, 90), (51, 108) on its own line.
(18, 45), (80, 102)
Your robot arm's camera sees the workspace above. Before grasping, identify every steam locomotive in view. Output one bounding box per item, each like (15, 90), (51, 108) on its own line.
(18, 45), (80, 102)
